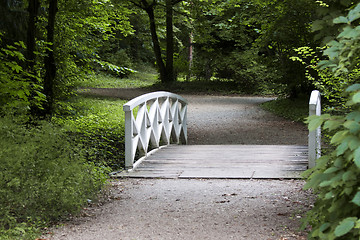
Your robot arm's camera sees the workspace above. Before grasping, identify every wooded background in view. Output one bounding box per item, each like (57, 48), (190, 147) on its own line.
(1, 1), (360, 239)
(2, 0), (355, 118)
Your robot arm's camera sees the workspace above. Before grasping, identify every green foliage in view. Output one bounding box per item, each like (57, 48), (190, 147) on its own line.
(318, 3), (360, 75)
(291, 0), (360, 111)
(1, 0), (134, 117)
(303, 85), (360, 239)
(96, 9), (156, 71)
(47, 0), (133, 113)
(0, 117), (107, 239)
(303, 3), (360, 239)
(54, 96), (128, 170)
(0, 33), (44, 115)
(191, 0), (316, 96)
(0, 222), (39, 240)
(190, 1), (265, 92)
(291, 46), (359, 113)
(76, 71), (158, 89)
(92, 59), (136, 77)
(261, 97), (309, 122)
(311, 0), (356, 44)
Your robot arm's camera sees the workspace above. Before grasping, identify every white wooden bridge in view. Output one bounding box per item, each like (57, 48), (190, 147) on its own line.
(111, 91), (321, 179)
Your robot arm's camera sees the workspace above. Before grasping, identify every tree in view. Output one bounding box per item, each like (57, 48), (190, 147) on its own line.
(43, 0), (58, 116)
(0, 0), (27, 43)
(189, 0), (317, 95)
(0, 0), (133, 117)
(130, 0), (184, 83)
(26, 0), (40, 72)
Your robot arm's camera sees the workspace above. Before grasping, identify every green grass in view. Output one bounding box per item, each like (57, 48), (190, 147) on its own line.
(77, 71), (273, 95)
(261, 97), (309, 122)
(64, 96), (127, 123)
(55, 96), (127, 170)
(77, 71), (158, 89)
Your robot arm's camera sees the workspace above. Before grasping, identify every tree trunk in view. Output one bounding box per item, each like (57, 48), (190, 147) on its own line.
(186, 31), (193, 81)
(27, 0), (42, 117)
(165, 0), (174, 83)
(26, 0), (40, 71)
(146, 7), (167, 83)
(43, 0), (58, 117)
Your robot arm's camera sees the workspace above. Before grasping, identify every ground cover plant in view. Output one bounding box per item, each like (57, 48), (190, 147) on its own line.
(55, 96), (128, 171)
(261, 97), (309, 123)
(0, 117), (107, 239)
(77, 71), (158, 89)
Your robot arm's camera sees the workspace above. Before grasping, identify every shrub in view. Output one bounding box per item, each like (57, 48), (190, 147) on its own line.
(304, 84), (360, 239)
(261, 97), (309, 122)
(91, 59), (136, 78)
(0, 33), (44, 116)
(55, 97), (127, 170)
(303, 3), (360, 239)
(0, 117), (107, 238)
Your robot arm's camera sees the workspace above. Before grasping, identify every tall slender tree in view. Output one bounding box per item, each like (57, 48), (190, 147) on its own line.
(131, 0), (183, 83)
(26, 0), (40, 72)
(43, 0), (58, 116)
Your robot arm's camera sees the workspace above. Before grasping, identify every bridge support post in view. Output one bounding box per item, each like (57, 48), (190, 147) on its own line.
(308, 90), (321, 169)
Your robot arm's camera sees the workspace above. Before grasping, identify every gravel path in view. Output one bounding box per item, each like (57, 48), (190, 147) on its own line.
(184, 94), (307, 145)
(46, 90), (313, 240)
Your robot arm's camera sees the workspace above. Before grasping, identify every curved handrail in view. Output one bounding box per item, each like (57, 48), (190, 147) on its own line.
(308, 90), (321, 168)
(123, 91), (188, 169)
(124, 91), (188, 111)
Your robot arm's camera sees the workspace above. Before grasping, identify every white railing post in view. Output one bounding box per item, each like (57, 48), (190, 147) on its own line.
(123, 91), (188, 170)
(124, 109), (133, 169)
(308, 90), (321, 169)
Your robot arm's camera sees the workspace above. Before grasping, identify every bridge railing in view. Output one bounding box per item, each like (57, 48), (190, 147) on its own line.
(308, 90), (321, 168)
(123, 91), (188, 169)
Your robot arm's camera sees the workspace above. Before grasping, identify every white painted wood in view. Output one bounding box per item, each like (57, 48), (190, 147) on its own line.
(123, 91), (188, 169)
(308, 90), (321, 168)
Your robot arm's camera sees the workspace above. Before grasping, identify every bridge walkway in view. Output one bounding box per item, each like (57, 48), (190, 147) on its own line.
(113, 144), (308, 179)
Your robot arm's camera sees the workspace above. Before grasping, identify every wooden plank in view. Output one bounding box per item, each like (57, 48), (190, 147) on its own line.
(112, 144), (308, 179)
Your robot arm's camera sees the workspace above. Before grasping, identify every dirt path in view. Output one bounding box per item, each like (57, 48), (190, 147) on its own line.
(184, 95), (307, 145)
(46, 90), (313, 240)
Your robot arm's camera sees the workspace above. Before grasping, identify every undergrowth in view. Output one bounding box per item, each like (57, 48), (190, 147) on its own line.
(54, 96), (127, 171)
(77, 71), (158, 89)
(0, 72), (133, 239)
(261, 97), (309, 122)
(0, 117), (107, 239)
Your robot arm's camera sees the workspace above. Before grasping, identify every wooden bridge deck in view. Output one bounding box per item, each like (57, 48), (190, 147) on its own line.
(112, 145), (308, 179)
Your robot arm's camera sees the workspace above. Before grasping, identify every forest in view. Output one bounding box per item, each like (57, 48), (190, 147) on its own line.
(1, 0), (360, 239)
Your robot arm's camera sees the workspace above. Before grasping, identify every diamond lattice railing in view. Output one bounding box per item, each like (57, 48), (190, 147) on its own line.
(123, 92), (187, 169)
